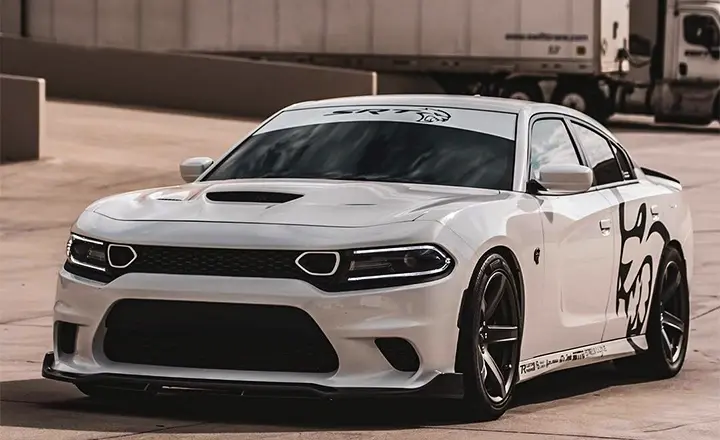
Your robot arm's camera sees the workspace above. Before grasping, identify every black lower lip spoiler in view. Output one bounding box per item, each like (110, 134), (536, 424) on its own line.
(41, 352), (465, 399)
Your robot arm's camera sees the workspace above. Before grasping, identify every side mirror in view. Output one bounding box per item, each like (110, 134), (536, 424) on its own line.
(180, 157), (214, 183)
(534, 164), (594, 194)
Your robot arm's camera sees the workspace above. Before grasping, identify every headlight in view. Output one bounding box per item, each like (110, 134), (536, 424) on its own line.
(295, 244), (456, 291)
(66, 234), (108, 272)
(65, 234), (137, 280)
(346, 245), (453, 282)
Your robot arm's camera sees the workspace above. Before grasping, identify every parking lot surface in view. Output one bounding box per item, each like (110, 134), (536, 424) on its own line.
(1, 101), (718, 440)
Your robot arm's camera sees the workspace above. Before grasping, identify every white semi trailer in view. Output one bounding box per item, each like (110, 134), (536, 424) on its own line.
(222, 0), (720, 126)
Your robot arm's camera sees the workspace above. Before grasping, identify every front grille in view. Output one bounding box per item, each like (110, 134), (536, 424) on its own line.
(126, 246), (306, 279)
(103, 299), (339, 374)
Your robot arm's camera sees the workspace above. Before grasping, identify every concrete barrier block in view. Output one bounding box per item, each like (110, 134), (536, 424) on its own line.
(0, 74), (45, 163)
(0, 36), (376, 119)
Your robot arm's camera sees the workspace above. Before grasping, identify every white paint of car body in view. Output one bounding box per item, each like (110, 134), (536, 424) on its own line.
(51, 95), (694, 394)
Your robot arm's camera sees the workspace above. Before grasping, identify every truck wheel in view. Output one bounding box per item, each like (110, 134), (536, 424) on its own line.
(500, 80), (544, 103)
(551, 81), (610, 124)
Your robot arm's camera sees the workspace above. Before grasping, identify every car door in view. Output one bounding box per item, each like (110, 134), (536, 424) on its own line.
(673, 11), (720, 82)
(563, 120), (671, 345)
(599, 139), (674, 342)
(524, 116), (616, 358)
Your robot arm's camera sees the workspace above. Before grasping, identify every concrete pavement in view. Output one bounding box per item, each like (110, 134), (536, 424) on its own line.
(1, 101), (718, 440)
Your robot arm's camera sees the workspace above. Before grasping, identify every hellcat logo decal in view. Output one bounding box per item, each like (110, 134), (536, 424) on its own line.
(616, 202), (670, 337)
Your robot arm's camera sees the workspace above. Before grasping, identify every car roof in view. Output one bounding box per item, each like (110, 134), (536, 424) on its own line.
(285, 94), (588, 118)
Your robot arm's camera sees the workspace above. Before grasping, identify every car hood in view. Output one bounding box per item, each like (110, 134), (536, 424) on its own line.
(90, 179), (505, 228)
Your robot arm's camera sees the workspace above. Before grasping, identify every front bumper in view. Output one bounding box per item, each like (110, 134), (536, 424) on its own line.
(47, 216), (475, 398)
(48, 256), (471, 396)
(42, 352), (465, 399)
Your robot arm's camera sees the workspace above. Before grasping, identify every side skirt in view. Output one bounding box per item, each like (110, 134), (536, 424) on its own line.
(517, 335), (647, 383)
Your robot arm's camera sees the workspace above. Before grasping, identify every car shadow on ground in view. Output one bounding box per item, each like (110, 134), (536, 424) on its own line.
(0, 362), (653, 433)
(606, 119), (720, 135)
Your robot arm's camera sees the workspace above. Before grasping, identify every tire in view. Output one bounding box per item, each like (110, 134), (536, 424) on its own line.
(614, 247), (690, 379)
(500, 79), (544, 103)
(76, 383), (152, 401)
(457, 253), (523, 421)
(551, 80), (610, 124)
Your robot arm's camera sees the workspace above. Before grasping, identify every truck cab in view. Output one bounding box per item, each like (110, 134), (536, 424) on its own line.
(656, 0), (720, 124)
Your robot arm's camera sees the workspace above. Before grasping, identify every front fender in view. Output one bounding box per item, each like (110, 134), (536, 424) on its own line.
(435, 194), (544, 323)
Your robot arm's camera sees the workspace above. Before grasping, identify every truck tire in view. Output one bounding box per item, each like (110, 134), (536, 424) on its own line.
(551, 80), (610, 124)
(500, 79), (544, 103)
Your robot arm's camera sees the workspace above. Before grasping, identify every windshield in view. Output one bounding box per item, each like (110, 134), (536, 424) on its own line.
(204, 106), (517, 191)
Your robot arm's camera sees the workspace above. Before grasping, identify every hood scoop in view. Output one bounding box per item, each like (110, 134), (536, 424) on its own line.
(205, 191), (303, 204)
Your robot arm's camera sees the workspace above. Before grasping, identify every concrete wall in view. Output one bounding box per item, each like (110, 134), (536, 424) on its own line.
(0, 36), (380, 119)
(0, 0), (22, 35)
(0, 74), (45, 163)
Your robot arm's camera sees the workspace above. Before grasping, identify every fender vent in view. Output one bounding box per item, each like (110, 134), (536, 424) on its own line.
(206, 191), (303, 203)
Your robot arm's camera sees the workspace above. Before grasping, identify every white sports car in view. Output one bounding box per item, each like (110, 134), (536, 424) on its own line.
(43, 95), (693, 420)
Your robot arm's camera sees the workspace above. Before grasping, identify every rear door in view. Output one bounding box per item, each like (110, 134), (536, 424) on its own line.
(598, 142), (673, 342)
(564, 118), (670, 343)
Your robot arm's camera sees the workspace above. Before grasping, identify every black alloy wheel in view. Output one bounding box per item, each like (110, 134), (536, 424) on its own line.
(658, 260), (688, 365)
(458, 253), (522, 420)
(614, 247), (690, 379)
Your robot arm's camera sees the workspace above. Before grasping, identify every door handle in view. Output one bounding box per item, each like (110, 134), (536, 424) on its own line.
(599, 219), (612, 234)
(651, 204), (660, 218)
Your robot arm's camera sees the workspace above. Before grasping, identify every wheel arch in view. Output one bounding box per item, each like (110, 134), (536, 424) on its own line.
(665, 239), (689, 284)
(453, 245), (526, 372)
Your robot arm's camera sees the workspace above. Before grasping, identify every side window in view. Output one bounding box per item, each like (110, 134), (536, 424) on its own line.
(683, 15), (720, 47)
(571, 123), (624, 186)
(529, 119), (581, 180)
(612, 143), (635, 180)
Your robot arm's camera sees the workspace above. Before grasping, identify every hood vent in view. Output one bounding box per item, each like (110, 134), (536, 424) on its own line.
(205, 191), (303, 204)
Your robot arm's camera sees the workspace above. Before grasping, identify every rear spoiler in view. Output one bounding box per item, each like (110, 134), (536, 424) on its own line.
(640, 167), (681, 185)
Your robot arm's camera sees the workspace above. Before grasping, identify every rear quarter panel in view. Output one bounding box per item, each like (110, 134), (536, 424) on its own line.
(601, 177), (693, 341)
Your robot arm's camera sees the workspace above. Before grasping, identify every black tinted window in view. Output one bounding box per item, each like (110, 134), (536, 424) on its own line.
(613, 144), (635, 180)
(205, 121), (516, 191)
(571, 123), (624, 186)
(684, 15), (720, 47)
(529, 119), (580, 180)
